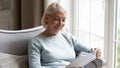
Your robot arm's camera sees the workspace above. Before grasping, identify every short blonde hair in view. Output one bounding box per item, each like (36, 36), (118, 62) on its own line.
(41, 2), (67, 28)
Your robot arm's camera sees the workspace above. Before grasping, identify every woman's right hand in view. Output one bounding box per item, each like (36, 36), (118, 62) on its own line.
(91, 48), (101, 59)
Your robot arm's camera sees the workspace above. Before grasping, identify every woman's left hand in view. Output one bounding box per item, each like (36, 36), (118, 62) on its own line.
(91, 48), (101, 59)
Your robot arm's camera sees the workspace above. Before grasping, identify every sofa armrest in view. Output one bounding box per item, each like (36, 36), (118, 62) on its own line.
(84, 59), (106, 68)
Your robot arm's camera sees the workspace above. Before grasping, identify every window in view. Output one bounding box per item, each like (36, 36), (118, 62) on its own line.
(116, 0), (120, 68)
(60, 0), (119, 68)
(74, 0), (105, 56)
(73, 0), (119, 68)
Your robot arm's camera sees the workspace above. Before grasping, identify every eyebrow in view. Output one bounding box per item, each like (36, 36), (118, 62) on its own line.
(53, 15), (66, 19)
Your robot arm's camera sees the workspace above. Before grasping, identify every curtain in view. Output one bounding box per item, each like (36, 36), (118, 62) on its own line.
(20, 0), (59, 29)
(20, 0), (44, 29)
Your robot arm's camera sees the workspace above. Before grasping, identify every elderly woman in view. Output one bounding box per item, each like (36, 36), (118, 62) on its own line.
(28, 2), (101, 68)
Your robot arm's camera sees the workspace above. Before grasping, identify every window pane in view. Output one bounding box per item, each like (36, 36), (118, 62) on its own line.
(78, 0), (90, 32)
(116, 0), (120, 68)
(76, 0), (105, 57)
(90, 0), (105, 37)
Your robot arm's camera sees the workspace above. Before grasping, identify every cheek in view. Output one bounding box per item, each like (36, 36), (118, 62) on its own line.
(52, 21), (59, 25)
(48, 22), (58, 27)
(62, 24), (65, 27)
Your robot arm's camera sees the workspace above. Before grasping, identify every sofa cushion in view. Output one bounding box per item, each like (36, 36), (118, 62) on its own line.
(0, 52), (29, 68)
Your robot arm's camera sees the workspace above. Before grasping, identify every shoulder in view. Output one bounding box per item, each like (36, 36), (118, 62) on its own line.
(60, 32), (77, 43)
(29, 33), (43, 44)
(61, 31), (77, 40)
(61, 31), (72, 37)
(28, 33), (44, 49)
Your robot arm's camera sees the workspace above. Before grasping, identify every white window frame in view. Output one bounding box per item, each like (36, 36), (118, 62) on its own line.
(104, 0), (117, 68)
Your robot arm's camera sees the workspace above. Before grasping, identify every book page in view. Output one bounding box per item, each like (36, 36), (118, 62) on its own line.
(66, 52), (96, 68)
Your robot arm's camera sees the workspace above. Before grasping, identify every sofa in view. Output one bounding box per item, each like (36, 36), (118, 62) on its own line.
(0, 26), (105, 68)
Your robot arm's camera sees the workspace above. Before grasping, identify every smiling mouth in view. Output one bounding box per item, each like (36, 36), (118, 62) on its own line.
(55, 25), (64, 30)
(54, 26), (59, 30)
(55, 25), (61, 30)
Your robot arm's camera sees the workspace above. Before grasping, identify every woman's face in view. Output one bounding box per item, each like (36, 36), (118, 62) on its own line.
(45, 11), (66, 33)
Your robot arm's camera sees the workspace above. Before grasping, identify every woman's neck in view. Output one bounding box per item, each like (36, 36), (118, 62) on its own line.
(42, 29), (59, 36)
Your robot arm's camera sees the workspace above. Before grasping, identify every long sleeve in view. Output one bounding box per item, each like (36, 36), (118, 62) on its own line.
(62, 32), (91, 54)
(71, 36), (90, 53)
(28, 32), (90, 68)
(28, 39), (46, 68)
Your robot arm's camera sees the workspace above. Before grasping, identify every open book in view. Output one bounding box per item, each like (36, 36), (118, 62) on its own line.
(66, 52), (96, 68)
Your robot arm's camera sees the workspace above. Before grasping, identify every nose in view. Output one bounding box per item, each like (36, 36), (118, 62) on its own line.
(59, 20), (64, 25)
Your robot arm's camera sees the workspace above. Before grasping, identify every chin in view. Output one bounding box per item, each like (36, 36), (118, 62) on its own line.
(53, 30), (60, 34)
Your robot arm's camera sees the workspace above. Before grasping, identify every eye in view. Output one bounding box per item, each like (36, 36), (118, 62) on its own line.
(54, 17), (59, 21)
(62, 19), (66, 22)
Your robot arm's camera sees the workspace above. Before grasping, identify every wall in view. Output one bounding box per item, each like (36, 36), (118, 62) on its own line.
(0, 0), (20, 30)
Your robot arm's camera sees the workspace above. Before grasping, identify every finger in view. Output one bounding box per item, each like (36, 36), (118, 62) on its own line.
(96, 53), (101, 57)
(91, 48), (97, 53)
(96, 49), (101, 54)
(96, 54), (101, 59)
(96, 51), (101, 59)
(96, 50), (101, 54)
(96, 53), (101, 56)
(90, 48), (94, 52)
(94, 48), (97, 51)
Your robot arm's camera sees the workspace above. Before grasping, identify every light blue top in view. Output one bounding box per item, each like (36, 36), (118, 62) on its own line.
(28, 32), (90, 68)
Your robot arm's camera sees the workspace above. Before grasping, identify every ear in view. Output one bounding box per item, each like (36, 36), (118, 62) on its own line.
(45, 14), (49, 20)
(45, 14), (49, 24)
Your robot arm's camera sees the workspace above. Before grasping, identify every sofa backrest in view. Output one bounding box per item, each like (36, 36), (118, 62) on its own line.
(0, 26), (45, 55)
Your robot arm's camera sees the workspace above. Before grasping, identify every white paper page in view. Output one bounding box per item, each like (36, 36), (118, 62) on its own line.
(66, 52), (96, 68)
